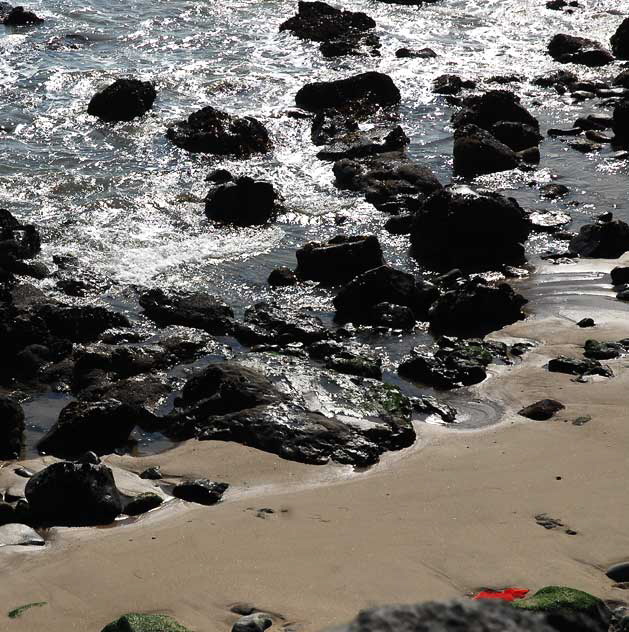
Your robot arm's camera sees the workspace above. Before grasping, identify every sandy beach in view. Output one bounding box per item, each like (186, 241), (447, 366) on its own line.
(1, 258), (628, 631)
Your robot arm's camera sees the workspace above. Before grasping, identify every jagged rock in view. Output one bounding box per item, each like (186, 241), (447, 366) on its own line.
(172, 479), (228, 505)
(124, 492), (163, 516)
(547, 356), (613, 378)
(295, 72), (400, 116)
(0, 397), (24, 459)
(166, 106), (271, 156)
(87, 79), (156, 122)
(205, 177), (281, 226)
(518, 399), (565, 421)
(139, 288), (233, 333)
(333, 265), (439, 324)
(428, 277), (527, 336)
(548, 34), (614, 66)
(25, 459), (123, 526)
(569, 216), (629, 258)
(268, 267), (297, 287)
(295, 235), (384, 283)
(453, 125), (518, 177)
(37, 399), (146, 458)
(139, 466), (162, 480)
(410, 187), (530, 269)
(412, 396), (457, 423)
(611, 18), (629, 60)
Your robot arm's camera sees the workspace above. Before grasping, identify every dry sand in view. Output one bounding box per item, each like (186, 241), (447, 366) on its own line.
(1, 258), (628, 631)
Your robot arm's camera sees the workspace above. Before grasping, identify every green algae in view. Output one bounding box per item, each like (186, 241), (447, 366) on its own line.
(514, 586), (602, 613)
(101, 613), (191, 632)
(8, 601), (47, 619)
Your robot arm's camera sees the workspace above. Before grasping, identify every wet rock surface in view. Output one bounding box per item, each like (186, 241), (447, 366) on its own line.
(569, 216), (629, 258)
(0, 397), (24, 460)
(172, 479), (229, 505)
(518, 399), (565, 421)
(548, 356), (613, 378)
(87, 79), (157, 123)
(548, 34), (614, 67)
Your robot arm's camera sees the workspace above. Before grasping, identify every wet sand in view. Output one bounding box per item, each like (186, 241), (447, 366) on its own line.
(1, 258), (629, 631)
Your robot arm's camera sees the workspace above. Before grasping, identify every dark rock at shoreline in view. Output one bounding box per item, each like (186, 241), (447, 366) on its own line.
(124, 492), (163, 516)
(569, 216), (629, 258)
(295, 235), (384, 283)
(533, 70), (578, 91)
(611, 266), (629, 285)
(87, 79), (156, 123)
(428, 277), (527, 336)
(311, 111), (359, 146)
(384, 214), (413, 235)
(268, 267), (297, 287)
(577, 318), (595, 328)
(2, 6), (43, 25)
(0, 396), (24, 459)
(548, 356), (613, 378)
(611, 18), (629, 60)
(583, 339), (624, 360)
(37, 399), (145, 458)
(548, 34), (614, 66)
(606, 561), (629, 582)
(540, 183), (569, 199)
(614, 69), (629, 89)
(139, 466), (162, 480)
(316, 125), (409, 161)
(433, 74), (474, 95)
(0, 208), (41, 262)
(396, 47), (437, 59)
(166, 106), (271, 156)
(205, 177), (281, 226)
(333, 265), (439, 325)
(25, 458), (123, 526)
(280, 1), (379, 57)
(367, 301), (416, 329)
(295, 72), (400, 116)
(139, 288), (233, 334)
(410, 187), (530, 270)
(612, 100), (629, 145)
(518, 399), (565, 421)
(453, 124), (519, 177)
(325, 353), (382, 379)
(490, 121), (543, 152)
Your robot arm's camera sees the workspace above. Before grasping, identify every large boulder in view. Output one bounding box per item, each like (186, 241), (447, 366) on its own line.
(87, 79), (157, 123)
(166, 106), (271, 156)
(139, 288), (233, 333)
(295, 235), (385, 283)
(295, 72), (400, 116)
(0, 397), (24, 459)
(37, 399), (145, 458)
(428, 277), (527, 336)
(548, 34), (614, 66)
(410, 187), (530, 269)
(25, 458), (123, 526)
(280, 1), (379, 56)
(611, 18), (629, 60)
(204, 177), (281, 226)
(490, 121), (543, 152)
(569, 216), (629, 258)
(612, 100), (629, 145)
(453, 124), (519, 178)
(333, 265), (439, 324)
(2, 6), (43, 25)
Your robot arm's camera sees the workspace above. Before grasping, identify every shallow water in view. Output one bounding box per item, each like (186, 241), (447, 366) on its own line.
(1, 0), (628, 451)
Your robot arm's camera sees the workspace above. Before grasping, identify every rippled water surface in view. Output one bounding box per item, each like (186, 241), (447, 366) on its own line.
(1, 0), (628, 448)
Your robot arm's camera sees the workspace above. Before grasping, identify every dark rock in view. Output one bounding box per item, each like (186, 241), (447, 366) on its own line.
(410, 187), (530, 270)
(295, 72), (400, 116)
(583, 339), (623, 360)
(0, 501), (14, 526)
(295, 235), (384, 283)
(326, 353), (382, 379)
(428, 277), (527, 336)
(139, 466), (162, 480)
(614, 69), (629, 89)
(87, 79), (156, 123)
(518, 399), (565, 421)
(452, 90), (539, 132)
(25, 459), (123, 526)
(205, 177), (281, 226)
(490, 121), (542, 152)
(568, 139), (601, 153)
(124, 492), (163, 516)
(611, 18), (629, 60)
(367, 302), (416, 329)
(207, 168), (233, 184)
(569, 217), (629, 258)
(268, 267), (297, 287)
(2, 6), (43, 25)
(172, 479), (228, 505)
(139, 288), (233, 333)
(0, 397), (24, 459)
(232, 613), (273, 632)
(0, 208), (41, 261)
(453, 124), (518, 177)
(166, 106), (271, 156)
(533, 69), (578, 90)
(612, 100), (629, 145)
(333, 265), (439, 324)
(540, 183), (569, 199)
(316, 125), (409, 161)
(548, 356), (613, 378)
(607, 562), (629, 583)
(384, 214), (413, 235)
(548, 34), (614, 66)
(577, 318), (595, 328)
(433, 75), (465, 95)
(399, 349), (487, 389)
(396, 47), (437, 59)
(37, 399), (145, 458)
(412, 396), (457, 423)
(611, 266), (629, 285)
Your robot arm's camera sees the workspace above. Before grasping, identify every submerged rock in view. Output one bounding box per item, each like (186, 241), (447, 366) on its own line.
(2, 6), (43, 25)
(205, 177), (281, 226)
(25, 458), (123, 526)
(139, 288), (233, 334)
(0, 397), (24, 459)
(611, 18), (629, 60)
(172, 479), (228, 505)
(295, 72), (400, 116)
(518, 399), (565, 421)
(410, 188), (530, 270)
(295, 235), (384, 283)
(396, 47), (437, 59)
(569, 216), (629, 258)
(268, 267), (297, 287)
(101, 613), (191, 632)
(166, 106), (271, 156)
(548, 34), (614, 66)
(316, 125), (409, 161)
(87, 79), (156, 123)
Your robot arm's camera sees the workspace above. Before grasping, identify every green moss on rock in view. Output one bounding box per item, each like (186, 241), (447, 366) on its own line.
(101, 613), (191, 632)
(371, 383), (412, 420)
(514, 586), (602, 613)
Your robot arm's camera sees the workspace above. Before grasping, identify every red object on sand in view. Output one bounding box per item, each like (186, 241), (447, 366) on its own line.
(473, 588), (529, 602)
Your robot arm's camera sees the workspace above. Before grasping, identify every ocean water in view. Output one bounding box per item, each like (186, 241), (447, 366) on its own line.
(1, 0), (628, 451)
